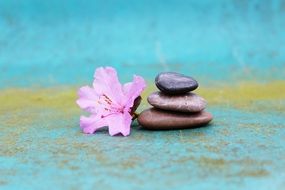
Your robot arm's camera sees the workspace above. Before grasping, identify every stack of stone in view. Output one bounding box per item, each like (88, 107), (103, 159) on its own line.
(138, 72), (213, 130)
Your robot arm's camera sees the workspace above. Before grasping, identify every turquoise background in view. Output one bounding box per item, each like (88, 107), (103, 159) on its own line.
(1, 0), (285, 87)
(1, 1), (285, 190)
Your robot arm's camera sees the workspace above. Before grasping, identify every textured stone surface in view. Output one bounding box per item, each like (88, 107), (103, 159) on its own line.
(155, 72), (198, 94)
(137, 108), (213, 130)
(148, 91), (206, 112)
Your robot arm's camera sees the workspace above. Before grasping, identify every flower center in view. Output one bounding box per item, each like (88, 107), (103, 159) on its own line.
(97, 94), (124, 115)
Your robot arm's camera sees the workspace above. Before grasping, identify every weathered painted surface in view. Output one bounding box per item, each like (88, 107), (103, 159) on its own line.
(1, 83), (285, 190)
(1, 0), (285, 190)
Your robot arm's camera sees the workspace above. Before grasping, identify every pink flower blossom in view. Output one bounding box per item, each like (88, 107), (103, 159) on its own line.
(76, 67), (146, 136)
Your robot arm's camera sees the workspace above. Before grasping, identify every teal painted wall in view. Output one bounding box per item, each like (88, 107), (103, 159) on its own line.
(1, 0), (285, 87)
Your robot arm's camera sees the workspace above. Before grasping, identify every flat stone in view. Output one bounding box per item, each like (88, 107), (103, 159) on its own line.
(137, 108), (213, 130)
(155, 72), (198, 94)
(148, 91), (206, 112)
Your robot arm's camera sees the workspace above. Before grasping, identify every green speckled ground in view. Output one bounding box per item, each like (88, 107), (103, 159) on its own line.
(1, 83), (285, 189)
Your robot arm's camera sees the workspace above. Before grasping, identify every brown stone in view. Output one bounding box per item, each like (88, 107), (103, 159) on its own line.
(147, 91), (206, 112)
(137, 108), (213, 130)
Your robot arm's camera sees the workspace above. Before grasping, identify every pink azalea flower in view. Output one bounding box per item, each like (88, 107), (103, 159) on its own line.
(76, 67), (146, 136)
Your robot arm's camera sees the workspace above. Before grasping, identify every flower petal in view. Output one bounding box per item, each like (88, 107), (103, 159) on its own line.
(93, 67), (124, 105)
(123, 75), (146, 109)
(76, 86), (99, 113)
(106, 113), (132, 136)
(80, 115), (107, 134)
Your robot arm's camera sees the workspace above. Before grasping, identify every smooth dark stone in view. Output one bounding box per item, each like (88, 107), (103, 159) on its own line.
(147, 91), (206, 112)
(137, 108), (213, 130)
(155, 72), (198, 94)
